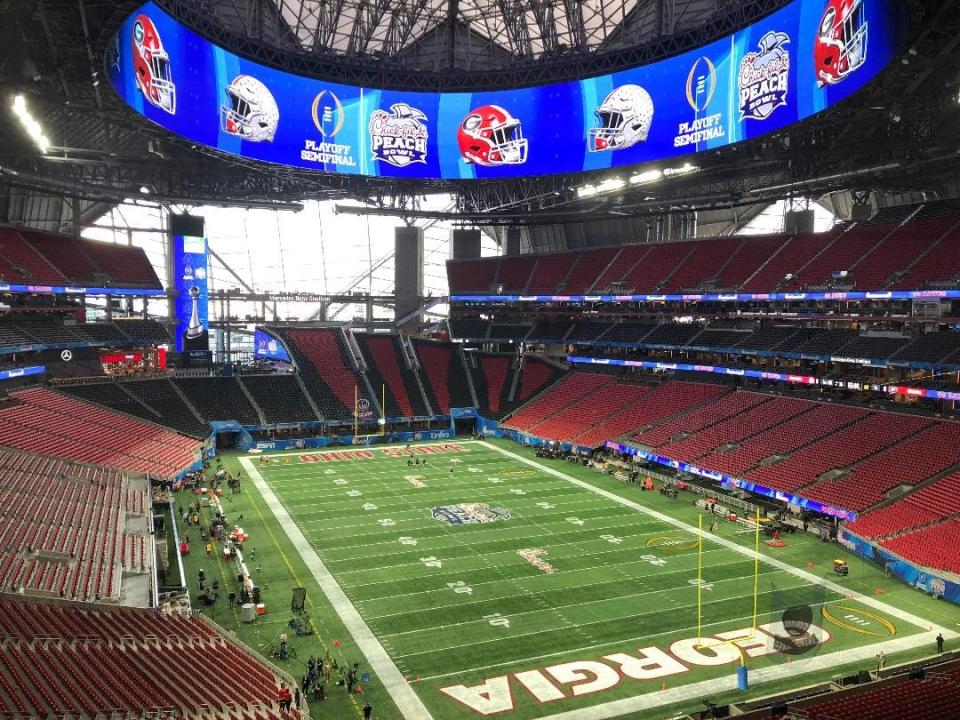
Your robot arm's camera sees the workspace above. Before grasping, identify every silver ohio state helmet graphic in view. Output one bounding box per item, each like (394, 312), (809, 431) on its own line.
(220, 75), (280, 142)
(589, 84), (655, 152)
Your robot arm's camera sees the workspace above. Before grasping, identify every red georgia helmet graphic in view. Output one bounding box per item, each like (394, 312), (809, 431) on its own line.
(457, 105), (528, 166)
(132, 14), (176, 114)
(814, 0), (868, 87)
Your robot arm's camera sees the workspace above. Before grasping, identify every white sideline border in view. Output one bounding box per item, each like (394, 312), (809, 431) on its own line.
(240, 456), (435, 720)
(480, 440), (958, 720)
(242, 441), (957, 720)
(479, 441), (953, 634)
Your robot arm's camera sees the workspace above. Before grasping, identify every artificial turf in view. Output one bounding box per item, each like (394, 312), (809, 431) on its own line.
(176, 438), (960, 720)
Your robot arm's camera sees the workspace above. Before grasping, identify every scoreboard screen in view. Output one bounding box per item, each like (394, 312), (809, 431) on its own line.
(109, 0), (903, 180)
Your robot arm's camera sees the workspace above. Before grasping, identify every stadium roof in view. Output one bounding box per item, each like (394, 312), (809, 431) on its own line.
(273, 0), (646, 58)
(209, 0), (724, 73)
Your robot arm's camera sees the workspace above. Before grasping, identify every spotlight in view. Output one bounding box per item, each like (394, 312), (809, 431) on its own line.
(10, 94), (50, 153)
(629, 169), (663, 185)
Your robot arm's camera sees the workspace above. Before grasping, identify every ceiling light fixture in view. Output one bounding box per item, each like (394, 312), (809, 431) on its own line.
(11, 95), (50, 153)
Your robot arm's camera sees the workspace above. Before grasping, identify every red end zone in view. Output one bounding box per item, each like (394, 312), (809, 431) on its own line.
(299, 443), (467, 463)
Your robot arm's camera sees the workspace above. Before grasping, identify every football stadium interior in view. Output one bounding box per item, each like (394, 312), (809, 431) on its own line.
(3, 0), (960, 718)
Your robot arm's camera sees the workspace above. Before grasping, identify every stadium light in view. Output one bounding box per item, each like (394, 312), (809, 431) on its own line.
(663, 162), (698, 177)
(629, 169), (663, 185)
(578, 177), (624, 198)
(10, 95), (50, 154)
(596, 177), (625, 193)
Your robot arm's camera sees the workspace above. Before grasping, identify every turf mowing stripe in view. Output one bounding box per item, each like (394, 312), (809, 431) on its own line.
(480, 441), (958, 640)
(330, 529), (722, 577)
(390, 585), (831, 662)
(301, 514), (672, 556)
(379, 574), (814, 640)
(240, 456), (434, 720)
(350, 552), (767, 603)
(416, 599), (826, 683)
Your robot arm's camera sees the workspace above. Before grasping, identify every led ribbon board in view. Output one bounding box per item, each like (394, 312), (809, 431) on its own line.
(108, 0), (903, 180)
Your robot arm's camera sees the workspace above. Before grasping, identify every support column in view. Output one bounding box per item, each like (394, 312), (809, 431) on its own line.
(394, 226), (423, 329)
(452, 229), (481, 260)
(505, 227), (522, 257)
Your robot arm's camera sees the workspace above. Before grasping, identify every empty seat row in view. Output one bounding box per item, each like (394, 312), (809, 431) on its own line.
(448, 202), (960, 296)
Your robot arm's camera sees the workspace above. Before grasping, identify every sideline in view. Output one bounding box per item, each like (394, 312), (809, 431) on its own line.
(240, 456), (435, 720)
(478, 441), (957, 720)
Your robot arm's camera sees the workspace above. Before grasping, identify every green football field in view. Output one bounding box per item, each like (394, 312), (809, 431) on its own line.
(180, 439), (960, 720)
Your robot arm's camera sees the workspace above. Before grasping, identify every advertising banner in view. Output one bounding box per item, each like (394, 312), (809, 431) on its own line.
(838, 528), (960, 605)
(253, 327), (291, 362)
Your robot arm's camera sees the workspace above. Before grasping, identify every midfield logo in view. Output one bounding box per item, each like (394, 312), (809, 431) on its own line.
(432, 503), (511, 526)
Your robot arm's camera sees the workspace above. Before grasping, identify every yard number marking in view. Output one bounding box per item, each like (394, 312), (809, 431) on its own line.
(447, 581), (473, 595)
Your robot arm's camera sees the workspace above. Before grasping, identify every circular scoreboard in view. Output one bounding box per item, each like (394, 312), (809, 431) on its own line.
(108, 0), (904, 180)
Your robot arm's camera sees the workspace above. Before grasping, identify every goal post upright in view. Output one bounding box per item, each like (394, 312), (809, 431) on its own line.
(697, 513), (703, 649)
(752, 507), (761, 633)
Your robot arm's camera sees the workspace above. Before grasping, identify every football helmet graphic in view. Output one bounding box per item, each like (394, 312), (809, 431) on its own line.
(590, 84), (654, 152)
(132, 14), (175, 114)
(814, 0), (868, 87)
(220, 75), (280, 142)
(457, 105), (528, 166)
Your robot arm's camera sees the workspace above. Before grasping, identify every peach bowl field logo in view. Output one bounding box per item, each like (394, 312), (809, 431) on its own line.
(431, 503), (511, 525)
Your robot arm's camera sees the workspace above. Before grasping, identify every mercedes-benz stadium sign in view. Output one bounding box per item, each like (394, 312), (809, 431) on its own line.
(108, 0), (903, 180)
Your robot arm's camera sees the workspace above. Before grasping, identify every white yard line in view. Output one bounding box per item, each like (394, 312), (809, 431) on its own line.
(383, 577), (811, 642)
(239, 456), (434, 720)
(418, 599), (835, 683)
(356, 553), (775, 604)
(243, 441), (957, 720)
(334, 530), (722, 578)
(481, 441), (954, 637)
(300, 513), (671, 553)
(478, 441), (958, 719)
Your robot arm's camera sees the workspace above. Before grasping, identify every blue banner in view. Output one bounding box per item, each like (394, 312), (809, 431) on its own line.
(107, 0), (902, 180)
(604, 439), (857, 521)
(450, 407), (478, 419)
(452, 289), (960, 303)
(0, 365), (45, 381)
(172, 234), (209, 353)
(838, 528), (960, 604)
(567, 356), (960, 402)
(253, 327), (290, 362)
(0, 283), (163, 297)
